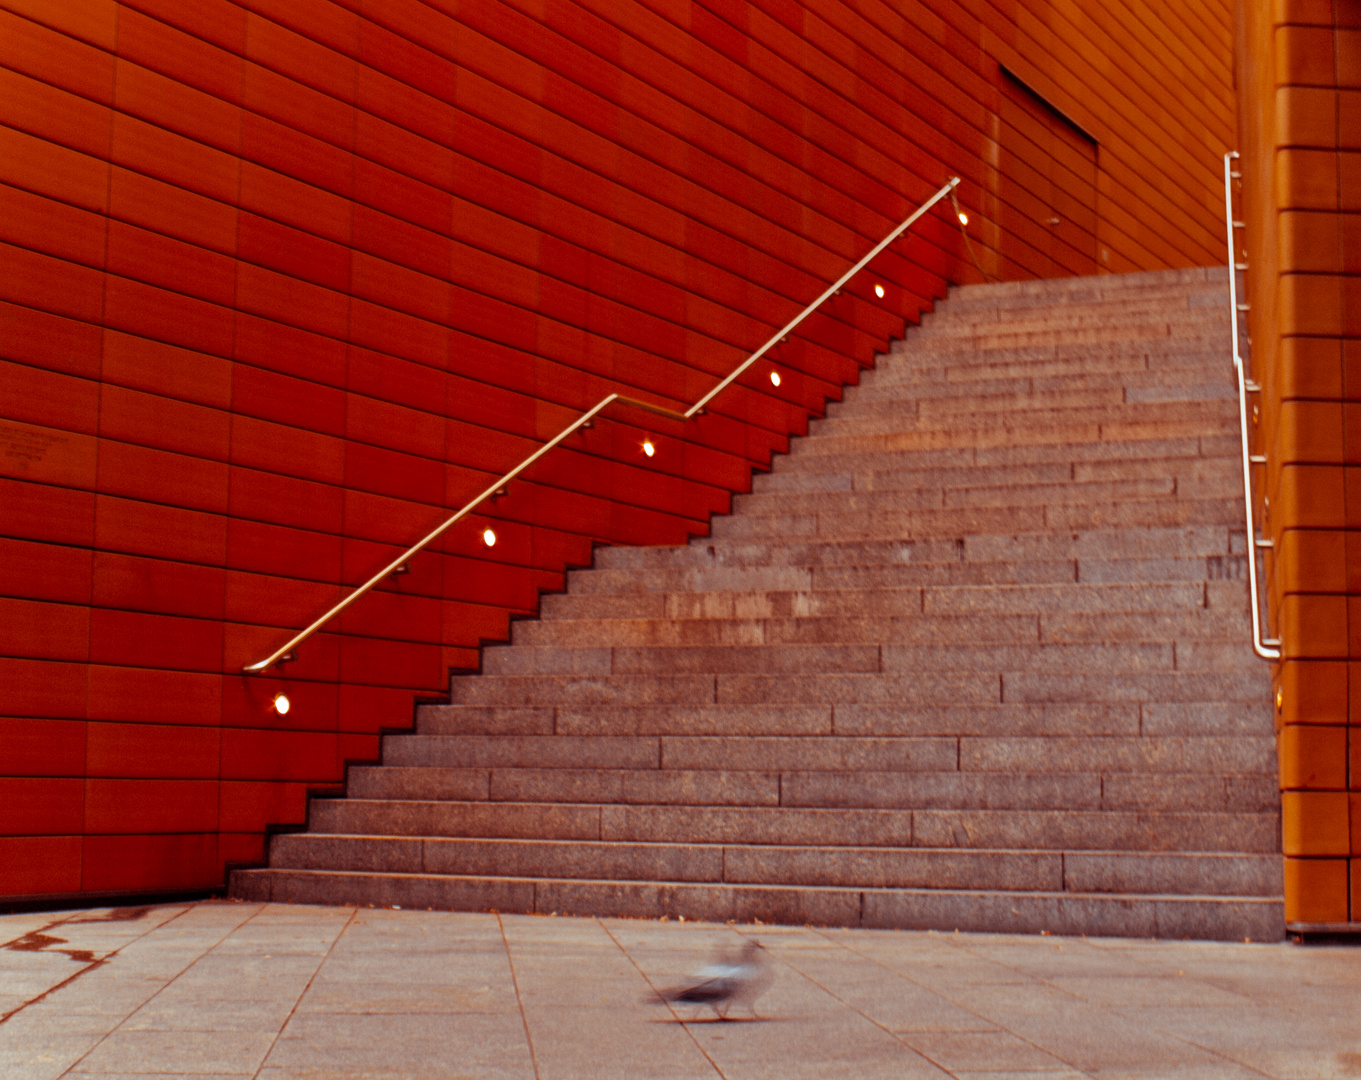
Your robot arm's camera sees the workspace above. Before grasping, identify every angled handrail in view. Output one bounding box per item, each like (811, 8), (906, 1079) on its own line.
(1223, 151), (1281, 661)
(245, 176), (961, 673)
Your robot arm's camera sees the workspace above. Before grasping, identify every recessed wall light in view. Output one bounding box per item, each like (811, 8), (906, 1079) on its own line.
(874, 284), (885, 298)
(272, 693), (290, 715)
(642, 439), (655, 457)
(482, 528), (497, 547)
(958, 211), (969, 226)
(769, 371), (781, 387)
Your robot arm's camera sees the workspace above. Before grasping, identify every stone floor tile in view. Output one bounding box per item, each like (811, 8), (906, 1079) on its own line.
(1046, 974), (1255, 1009)
(0, 914), (74, 944)
(263, 1011), (535, 1077)
(946, 989), (1267, 1075)
(17, 974), (169, 1018)
(119, 997), (300, 1032)
(68, 1075), (250, 1079)
(951, 1073), (1090, 1080)
(523, 1005), (716, 1080)
(70, 1030), (278, 1074)
(763, 946), (1000, 1034)
(302, 977), (522, 1016)
(0, 951), (94, 999)
(692, 1006), (952, 1080)
(903, 1030), (1076, 1072)
(160, 951), (323, 992)
(0, 1031), (107, 1080)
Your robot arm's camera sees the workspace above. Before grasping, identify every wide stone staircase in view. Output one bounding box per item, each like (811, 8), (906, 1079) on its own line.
(232, 267), (1283, 940)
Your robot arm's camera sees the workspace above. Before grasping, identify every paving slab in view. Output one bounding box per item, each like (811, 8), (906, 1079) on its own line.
(0, 902), (1356, 1079)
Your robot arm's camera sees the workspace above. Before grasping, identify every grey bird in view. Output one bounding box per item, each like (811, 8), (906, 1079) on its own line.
(652, 940), (773, 1019)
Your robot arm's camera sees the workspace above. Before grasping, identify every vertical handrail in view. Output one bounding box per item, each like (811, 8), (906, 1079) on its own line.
(1223, 151), (1281, 661)
(244, 177), (963, 672)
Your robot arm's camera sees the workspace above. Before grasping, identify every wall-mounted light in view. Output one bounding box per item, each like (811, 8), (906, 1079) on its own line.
(482, 527), (497, 547)
(874, 284), (885, 298)
(272, 693), (291, 715)
(769, 371), (781, 387)
(642, 439), (655, 457)
(958, 211), (969, 226)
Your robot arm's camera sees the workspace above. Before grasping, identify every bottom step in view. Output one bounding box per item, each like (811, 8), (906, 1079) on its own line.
(229, 868), (1284, 942)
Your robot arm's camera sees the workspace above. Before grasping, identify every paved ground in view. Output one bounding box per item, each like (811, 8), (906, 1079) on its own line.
(0, 901), (1356, 1079)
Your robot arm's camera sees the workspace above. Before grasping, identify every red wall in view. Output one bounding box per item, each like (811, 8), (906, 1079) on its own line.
(0, 0), (1234, 901)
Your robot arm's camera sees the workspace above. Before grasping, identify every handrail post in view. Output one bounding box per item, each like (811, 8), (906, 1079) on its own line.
(1223, 151), (1281, 661)
(243, 179), (963, 673)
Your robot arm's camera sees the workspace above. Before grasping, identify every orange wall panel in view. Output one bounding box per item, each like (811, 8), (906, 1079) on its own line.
(1241, 0), (1361, 925)
(0, 0), (1234, 902)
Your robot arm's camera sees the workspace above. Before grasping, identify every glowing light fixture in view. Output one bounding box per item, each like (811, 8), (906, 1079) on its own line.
(958, 211), (969, 226)
(642, 439), (655, 457)
(272, 693), (291, 715)
(482, 527), (497, 547)
(874, 284), (885, 298)
(769, 371), (781, 387)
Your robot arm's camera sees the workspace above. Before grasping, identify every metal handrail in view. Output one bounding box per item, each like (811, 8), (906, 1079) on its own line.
(1223, 151), (1280, 661)
(244, 176), (963, 672)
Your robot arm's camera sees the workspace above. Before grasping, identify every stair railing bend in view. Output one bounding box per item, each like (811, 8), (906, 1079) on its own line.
(244, 176), (963, 672)
(1223, 151), (1280, 662)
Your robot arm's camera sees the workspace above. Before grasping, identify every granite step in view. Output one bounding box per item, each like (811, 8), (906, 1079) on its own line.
(905, 306), (1227, 332)
(868, 353), (1226, 385)
(806, 401), (1235, 439)
(346, 765), (1279, 813)
(928, 267), (1222, 303)
(476, 640), (1183, 678)
(259, 835), (1281, 897)
(591, 525), (1241, 569)
(731, 477), (1186, 515)
(303, 799), (1277, 853)
(439, 668), (1265, 711)
(413, 700), (1266, 739)
(774, 422), (1240, 459)
(376, 733), (1273, 775)
(535, 580), (1222, 622)
(780, 436), (1235, 468)
(561, 560), (1086, 595)
(833, 383), (1236, 418)
(845, 370), (1235, 403)
(705, 499), (1243, 540)
(512, 608), (1253, 650)
(900, 323), (1227, 353)
(479, 640), (1263, 678)
(516, 613), (1047, 649)
(230, 867), (1283, 942)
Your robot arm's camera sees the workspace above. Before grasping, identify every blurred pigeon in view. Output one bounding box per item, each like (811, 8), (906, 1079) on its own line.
(652, 940), (773, 1019)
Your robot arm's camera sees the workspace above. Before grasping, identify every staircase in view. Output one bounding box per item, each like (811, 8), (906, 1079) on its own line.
(232, 267), (1283, 941)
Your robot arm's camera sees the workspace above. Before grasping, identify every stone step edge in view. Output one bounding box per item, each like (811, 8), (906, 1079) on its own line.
(315, 800), (1279, 818)
(273, 836), (1282, 884)
(228, 868), (1285, 942)
(275, 835), (1279, 859)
